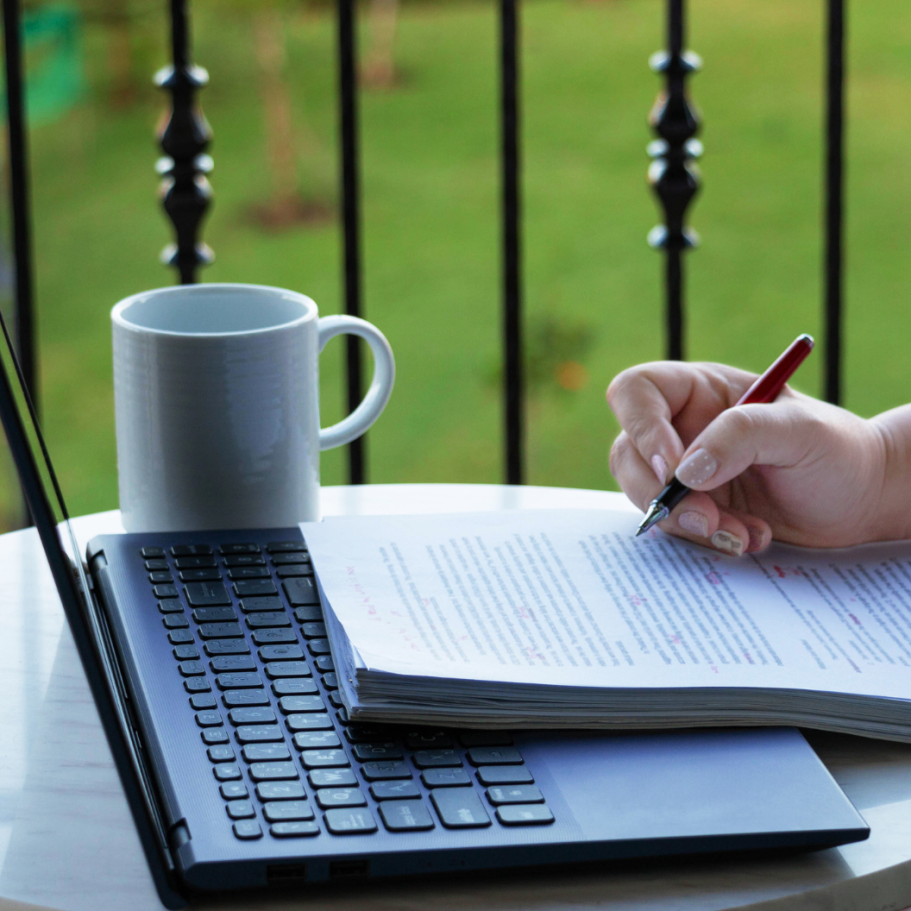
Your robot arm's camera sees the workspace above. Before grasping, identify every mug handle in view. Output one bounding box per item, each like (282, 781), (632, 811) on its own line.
(318, 315), (395, 451)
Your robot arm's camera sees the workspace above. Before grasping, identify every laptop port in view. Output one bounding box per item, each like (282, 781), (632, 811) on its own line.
(329, 859), (370, 880)
(267, 863), (307, 884)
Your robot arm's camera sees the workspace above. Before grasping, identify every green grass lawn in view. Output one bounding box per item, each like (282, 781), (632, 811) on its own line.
(4, 0), (911, 527)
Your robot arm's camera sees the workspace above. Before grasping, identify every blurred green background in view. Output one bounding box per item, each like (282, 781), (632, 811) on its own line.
(1, 0), (909, 527)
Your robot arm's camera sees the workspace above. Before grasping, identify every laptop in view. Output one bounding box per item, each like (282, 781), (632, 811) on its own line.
(0, 311), (868, 908)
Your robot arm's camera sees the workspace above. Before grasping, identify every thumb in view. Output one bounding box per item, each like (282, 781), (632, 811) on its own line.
(674, 400), (820, 490)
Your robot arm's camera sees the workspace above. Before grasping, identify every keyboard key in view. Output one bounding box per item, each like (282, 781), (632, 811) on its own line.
(324, 808), (377, 835)
(173, 645), (199, 660)
(276, 565), (313, 578)
(309, 640), (333, 657)
(271, 552), (311, 565)
(379, 800), (435, 832)
(239, 597), (283, 613)
(486, 785), (544, 805)
(275, 680), (318, 699)
(198, 623), (243, 640)
(211, 655), (255, 672)
(223, 554), (265, 567)
(202, 729), (229, 745)
(216, 672), (263, 690)
(267, 541), (306, 553)
(467, 747), (523, 766)
(252, 628), (296, 645)
(246, 613), (291, 629)
(431, 788), (491, 829)
(148, 571), (173, 584)
(220, 782), (248, 800)
(227, 567), (269, 580)
(185, 581), (231, 607)
(192, 607), (236, 623)
(195, 711), (223, 728)
(322, 673), (339, 690)
(344, 725), (391, 744)
(174, 555), (217, 569)
(184, 678), (211, 693)
(228, 707), (276, 725)
(266, 662), (311, 679)
(144, 558), (169, 571)
(293, 731), (340, 750)
(371, 780), (421, 801)
(141, 546), (165, 558)
(422, 768), (471, 788)
(171, 545), (213, 557)
(214, 763), (242, 781)
(352, 743), (403, 762)
(301, 622), (327, 639)
(158, 601), (184, 614)
(259, 644), (305, 661)
(256, 781), (306, 801)
(295, 606), (323, 623)
(204, 639), (250, 656)
(316, 788), (366, 809)
(304, 770), (352, 789)
(316, 656), (335, 674)
(271, 821), (320, 838)
(232, 820), (262, 840)
(264, 801), (314, 822)
(243, 743), (291, 762)
(413, 749), (461, 769)
(178, 660), (205, 676)
(207, 746), (235, 762)
(475, 766), (534, 786)
(360, 761), (411, 781)
(300, 749), (349, 769)
(163, 614), (189, 629)
(283, 578), (319, 606)
(168, 629), (194, 644)
(328, 691), (346, 709)
(286, 713), (334, 732)
(226, 800), (256, 820)
(236, 725), (283, 743)
(496, 804), (554, 826)
(153, 584), (179, 599)
(407, 731), (452, 750)
(190, 693), (217, 710)
(219, 543), (260, 555)
(179, 568), (221, 582)
(222, 690), (270, 707)
(279, 695), (325, 714)
(336, 707), (350, 724)
(249, 762), (298, 781)
(233, 579), (277, 597)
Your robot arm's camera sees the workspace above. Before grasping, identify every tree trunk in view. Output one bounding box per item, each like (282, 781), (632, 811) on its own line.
(362, 0), (399, 91)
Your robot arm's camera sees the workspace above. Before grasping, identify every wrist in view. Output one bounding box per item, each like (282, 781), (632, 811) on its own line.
(868, 410), (911, 542)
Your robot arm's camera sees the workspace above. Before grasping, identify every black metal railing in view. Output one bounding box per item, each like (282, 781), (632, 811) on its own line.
(0, 0), (848, 491)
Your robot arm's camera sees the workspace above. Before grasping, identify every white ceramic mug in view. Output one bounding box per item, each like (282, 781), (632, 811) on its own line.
(111, 283), (395, 532)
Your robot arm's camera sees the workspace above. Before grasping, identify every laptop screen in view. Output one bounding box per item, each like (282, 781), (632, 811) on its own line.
(0, 307), (92, 603)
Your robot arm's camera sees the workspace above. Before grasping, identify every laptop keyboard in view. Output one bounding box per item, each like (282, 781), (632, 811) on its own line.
(137, 540), (555, 841)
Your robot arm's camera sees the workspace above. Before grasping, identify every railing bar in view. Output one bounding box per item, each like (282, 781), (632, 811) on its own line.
(500, 0), (523, 485)
(824, 0), (844, 405)
(170, 0), (188, 71)
(2, 0), (38, 413)
(336, 0), (365, 485)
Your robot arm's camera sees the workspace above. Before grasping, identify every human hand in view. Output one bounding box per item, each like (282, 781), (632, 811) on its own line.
(607, 361), (893, 554)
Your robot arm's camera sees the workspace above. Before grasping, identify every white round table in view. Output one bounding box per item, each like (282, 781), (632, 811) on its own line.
(2, 484), (911, 911)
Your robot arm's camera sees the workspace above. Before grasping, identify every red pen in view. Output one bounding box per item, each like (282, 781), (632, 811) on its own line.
(635, 334), (815, 537)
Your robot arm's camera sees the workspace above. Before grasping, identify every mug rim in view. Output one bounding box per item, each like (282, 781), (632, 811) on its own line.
(111, 283), (318, 338)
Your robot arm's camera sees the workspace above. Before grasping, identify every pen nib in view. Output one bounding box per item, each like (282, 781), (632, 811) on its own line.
(636, 501), (668, 537)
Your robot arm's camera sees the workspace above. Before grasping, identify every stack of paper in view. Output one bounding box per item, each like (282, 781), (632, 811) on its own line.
(300, 509), (911, 742)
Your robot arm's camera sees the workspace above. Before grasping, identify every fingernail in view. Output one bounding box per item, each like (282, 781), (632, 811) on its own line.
(650, 454), (668, 484)
(746, 525), (766, 552)
(676, 448), (719, 487)
(678, 511), (709, 537)
(711, 530), (744, 556)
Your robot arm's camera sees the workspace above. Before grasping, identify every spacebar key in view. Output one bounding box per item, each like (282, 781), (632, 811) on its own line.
(431, 788), (491, 828)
